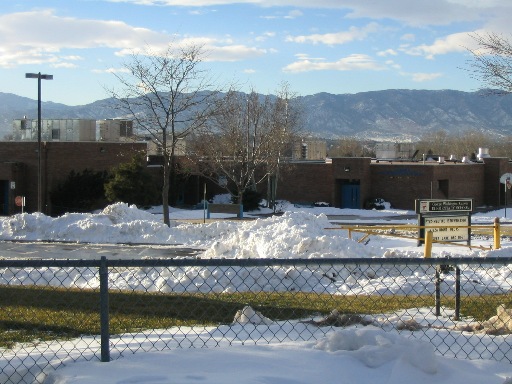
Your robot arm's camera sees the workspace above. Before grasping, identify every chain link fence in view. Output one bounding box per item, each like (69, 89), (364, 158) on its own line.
(0, 257), (511, 383)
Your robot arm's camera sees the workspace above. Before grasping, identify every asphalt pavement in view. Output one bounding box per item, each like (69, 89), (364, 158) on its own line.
(0, 241), (203, 260)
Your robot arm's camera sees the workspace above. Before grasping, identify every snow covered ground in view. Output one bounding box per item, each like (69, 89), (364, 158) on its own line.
(0, 201), (511, 383)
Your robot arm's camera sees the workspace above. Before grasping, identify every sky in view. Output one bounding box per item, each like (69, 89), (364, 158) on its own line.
(1, 1), (512, 106)
(1, 202), (512, 382)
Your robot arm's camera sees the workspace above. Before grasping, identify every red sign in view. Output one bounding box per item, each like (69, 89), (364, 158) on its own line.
(15, 196), (24, 207)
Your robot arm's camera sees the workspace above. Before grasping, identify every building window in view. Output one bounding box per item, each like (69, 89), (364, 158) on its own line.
(301, 143), (308, 159)
(52, 129), (60, 140)
(120, 121), (133, 137)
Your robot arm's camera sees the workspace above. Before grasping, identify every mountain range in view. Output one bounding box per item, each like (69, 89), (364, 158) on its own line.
(2, 89), (512, 141)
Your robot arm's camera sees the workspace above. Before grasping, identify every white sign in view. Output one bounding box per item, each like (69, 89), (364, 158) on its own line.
(416, 199), (472, 214)
(424, 216), (469, 242)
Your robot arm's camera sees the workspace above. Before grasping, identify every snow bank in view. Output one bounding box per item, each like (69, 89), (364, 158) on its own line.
(314, 327), (438, 374)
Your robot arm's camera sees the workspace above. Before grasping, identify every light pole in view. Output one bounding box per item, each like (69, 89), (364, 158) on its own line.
(25, 72), (53, 213)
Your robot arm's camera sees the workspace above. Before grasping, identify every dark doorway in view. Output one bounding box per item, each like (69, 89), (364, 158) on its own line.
(0, 181), (9, 215)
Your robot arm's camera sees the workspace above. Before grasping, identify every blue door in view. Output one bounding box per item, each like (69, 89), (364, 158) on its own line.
(341, 184), (360, 209)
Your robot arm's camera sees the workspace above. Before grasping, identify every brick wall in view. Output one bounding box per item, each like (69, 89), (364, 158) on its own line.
(0, 142), (146, 214)
(370, 162), (485, 210)
(276, 162), (334, 205)
(1, 141), (508, 215)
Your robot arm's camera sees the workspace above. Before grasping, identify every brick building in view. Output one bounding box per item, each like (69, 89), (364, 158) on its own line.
(0, 141), (511, 215)
(0, 142), (146, 215)
(275, 157), (512, 211)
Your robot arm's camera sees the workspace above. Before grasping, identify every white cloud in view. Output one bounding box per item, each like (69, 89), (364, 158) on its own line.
(401, 34), (416, 42)
(285, 10), (303, 19)
(51, 62), (78, 69)
(107, 0), (511, 27)
(403, 31), (477, 58)
(205, 45), (267, 61)
(283, 53), (385, 73)
(385, 60), (401, 70)
(92, 67), (131, 74)
(255, 31), (276, 42)
(286, 23), (380, 45)
(0, 10), (266, 68)
(377, 49), (398, 57)
(243, 68), (256, 73)
(411, 72), (443, 82)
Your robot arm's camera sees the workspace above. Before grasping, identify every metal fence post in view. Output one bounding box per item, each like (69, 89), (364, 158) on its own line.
(454, 266), (460, 321)
(99, 256), (110, 362)
(435, 266), (441, 316)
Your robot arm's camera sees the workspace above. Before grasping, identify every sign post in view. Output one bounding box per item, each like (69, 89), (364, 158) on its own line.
(500, 173), (512, 218)
(15, 195), (25, 214)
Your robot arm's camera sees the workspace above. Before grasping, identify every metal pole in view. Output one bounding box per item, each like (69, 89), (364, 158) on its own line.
(99, 256), (110, 362)
(203, 183), (206, 224)
(505, 182), (507, 218)
(37, 74), (42, 213)
(454, 266), (460, 321)
(26, 72), (52, 213)
(435, 266), (441, 316)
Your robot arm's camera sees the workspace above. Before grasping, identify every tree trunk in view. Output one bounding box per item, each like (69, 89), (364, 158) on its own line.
(162, 154), (171, 226)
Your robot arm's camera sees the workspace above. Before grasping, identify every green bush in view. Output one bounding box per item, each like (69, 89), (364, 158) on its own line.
(233, 189), (262, 211)
(105, 154), (160, 207)
(364, 197), (387, 210)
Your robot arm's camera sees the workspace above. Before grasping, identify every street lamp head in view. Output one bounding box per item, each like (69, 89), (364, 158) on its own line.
(25, 73), (53, 80)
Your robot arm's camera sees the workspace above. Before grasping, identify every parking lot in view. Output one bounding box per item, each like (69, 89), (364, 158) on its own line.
(0, 240), (203, 260)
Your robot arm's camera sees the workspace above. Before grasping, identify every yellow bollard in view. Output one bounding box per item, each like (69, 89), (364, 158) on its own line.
(494, 217), (501, 250)
(424, 230), (433, 258)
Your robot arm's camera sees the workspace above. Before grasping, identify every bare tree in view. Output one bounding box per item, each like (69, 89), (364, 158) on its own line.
(108, 43), (219, 226)
(189, 84), (301, 206)
(416, 129), (451, 156)
(467, 32), (512, 93)
(417, 128), (495, 159)
(328, 137), (374, 157)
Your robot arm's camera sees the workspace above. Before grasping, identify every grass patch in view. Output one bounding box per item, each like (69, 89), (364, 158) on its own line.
(0, 285), (510, 349)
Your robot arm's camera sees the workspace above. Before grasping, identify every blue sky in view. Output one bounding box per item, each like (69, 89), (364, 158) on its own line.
(1, 0), (510, 105)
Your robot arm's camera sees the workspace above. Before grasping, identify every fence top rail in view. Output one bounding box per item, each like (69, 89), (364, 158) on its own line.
(0, 256), (511, 268)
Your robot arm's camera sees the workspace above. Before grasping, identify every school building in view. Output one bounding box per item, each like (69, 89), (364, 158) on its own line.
(0, 140), (511, 215)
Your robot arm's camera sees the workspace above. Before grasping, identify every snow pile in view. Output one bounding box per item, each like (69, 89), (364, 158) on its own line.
(200, 211), (374, 259)
(0, 203), (171, 243)
(453, 304), (512, 335)
(233, 306), (274, 325)
(1, 204), (512, 296)
(314, 327), (438, 374)
(0, 208), (375, 259)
